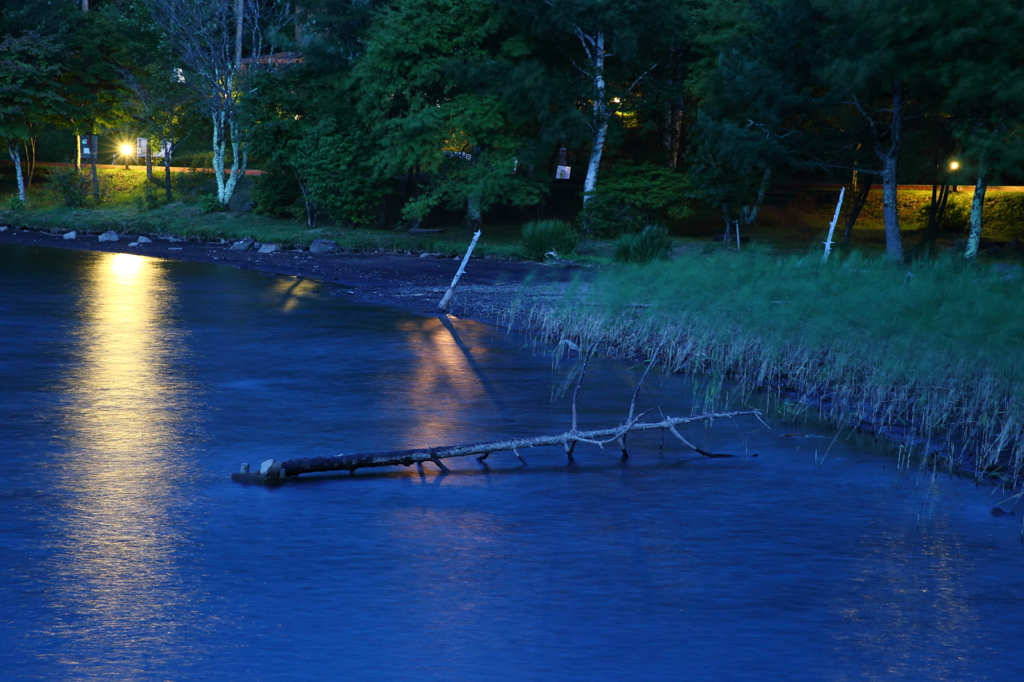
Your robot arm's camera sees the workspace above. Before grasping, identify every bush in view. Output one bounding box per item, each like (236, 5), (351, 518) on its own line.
(251, 169), (303, 218)
(580, 164), (695, 237)
(521, 219), (580, 260)
(614, 224), (673, 263)
(46, 167), (90, 207)
(914, 194), (971, 232)
(6, 195), (24, 210)
(198, 194), (229, 213)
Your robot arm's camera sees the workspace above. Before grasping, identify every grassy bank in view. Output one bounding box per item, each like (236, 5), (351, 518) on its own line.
(0, 168), (535, 260)
(510, 248), (1024, 486)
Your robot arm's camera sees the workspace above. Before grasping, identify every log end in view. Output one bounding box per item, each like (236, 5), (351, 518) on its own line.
(231, 471), (288, 485)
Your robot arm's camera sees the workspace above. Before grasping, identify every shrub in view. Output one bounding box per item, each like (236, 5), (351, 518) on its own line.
(251, 169), (303, 218)
(580, 164), (695, 237)
(6, 195), (24, 210)
(614, 224), (673, 263)
(914, 194), (971, 232)
(46, 167), (90, 207)
(521, 219), (580, 260)
(198, 194), (229, 213)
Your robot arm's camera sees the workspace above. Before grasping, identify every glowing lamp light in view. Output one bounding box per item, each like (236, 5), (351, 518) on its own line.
(949, 161), (960, 171)
(120, 143), (134, 157)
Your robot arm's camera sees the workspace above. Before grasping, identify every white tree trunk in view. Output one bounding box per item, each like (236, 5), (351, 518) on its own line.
(581, 31), (607, 203)
(964, 170), (989, 260)
(7, 142), (26, 202)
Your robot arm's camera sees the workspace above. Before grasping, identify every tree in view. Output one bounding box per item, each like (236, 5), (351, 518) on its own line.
(928, 1), (1024, 259)
(506, 0), (691, 209)
(148, 0), (292, 207)
(350, 0), (547, 227)
(0, 32), (63, 204)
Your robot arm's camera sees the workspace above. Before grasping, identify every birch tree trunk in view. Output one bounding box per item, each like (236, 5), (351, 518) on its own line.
(964, 169), (989, 260)
(212, 110), (247, 206)
(7, 142), (26, 202)
(581, 30), (607, 204)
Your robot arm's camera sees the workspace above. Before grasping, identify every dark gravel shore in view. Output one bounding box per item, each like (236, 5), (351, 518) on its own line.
(0, 225), (583, 324)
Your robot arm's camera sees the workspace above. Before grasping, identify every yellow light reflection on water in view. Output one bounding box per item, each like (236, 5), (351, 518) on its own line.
(55, 252), (194, 658)
(395, 316), (492, 451)
(269, 277), (320, 313)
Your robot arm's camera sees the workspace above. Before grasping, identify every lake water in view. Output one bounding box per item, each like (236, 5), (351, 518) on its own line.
(2, 244), (1023, 681)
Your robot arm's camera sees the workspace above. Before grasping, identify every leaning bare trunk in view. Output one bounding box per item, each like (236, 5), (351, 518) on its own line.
(7, 142), (26, 202)
(841, 178), (873, 245)
(964, 170), (989, 260)
(145, 140), (154, 182)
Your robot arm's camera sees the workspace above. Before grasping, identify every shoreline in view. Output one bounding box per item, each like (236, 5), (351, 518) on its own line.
(4, 222), (1020, 489)
(0, 224), (579, 323)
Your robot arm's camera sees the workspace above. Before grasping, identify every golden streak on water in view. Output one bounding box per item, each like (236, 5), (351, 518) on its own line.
(395, 317), (490, 455)
(269, 277), (320, 313)
(56, 252), (191, 656)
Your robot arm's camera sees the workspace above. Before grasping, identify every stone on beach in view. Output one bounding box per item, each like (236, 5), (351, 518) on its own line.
(98, 231), (119, 242)
(309, 239), (337, 254)
(138, 235), (152, 244)
(63, 231), (76, 240)
(231, 237), (254, 250)
(258, 243), (280, 254)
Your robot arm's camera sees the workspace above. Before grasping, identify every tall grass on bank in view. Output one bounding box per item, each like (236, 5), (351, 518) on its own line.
(521, 219), (579, 261)
(511, 248), (1024, 484)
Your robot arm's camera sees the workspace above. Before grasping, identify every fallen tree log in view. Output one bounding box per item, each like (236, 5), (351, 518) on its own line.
(231, 408), (757, 483)
(231, 342), (761, 484)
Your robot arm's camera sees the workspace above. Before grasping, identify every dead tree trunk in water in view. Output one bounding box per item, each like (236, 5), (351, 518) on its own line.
(232, 346), (759, 483)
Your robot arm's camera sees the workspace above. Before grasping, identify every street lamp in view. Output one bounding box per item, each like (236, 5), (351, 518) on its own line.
(119, 143), (134, 170)
(949, 160), (960, 192)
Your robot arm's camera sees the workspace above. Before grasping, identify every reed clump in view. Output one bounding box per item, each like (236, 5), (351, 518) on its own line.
(511, 247), (1024, 485)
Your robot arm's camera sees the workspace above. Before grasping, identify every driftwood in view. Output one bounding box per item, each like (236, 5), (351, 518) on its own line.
(232, 345), (760, 484)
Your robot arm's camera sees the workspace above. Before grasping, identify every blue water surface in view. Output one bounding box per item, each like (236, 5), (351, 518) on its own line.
(2, 244), (1023, 681)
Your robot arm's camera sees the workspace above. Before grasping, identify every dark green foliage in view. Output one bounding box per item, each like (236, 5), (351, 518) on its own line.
(6, 195), (24, 210)
(614, 224), (672, 263)
(580, 164), (694, 237)
(45, 166), (89, 208)
(175, 168), (215, 196)
(198, 194), (228, 214)
(521, 219), (579, 260)
(251, 170), (303, 219)
(914, 195), (971, 233)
